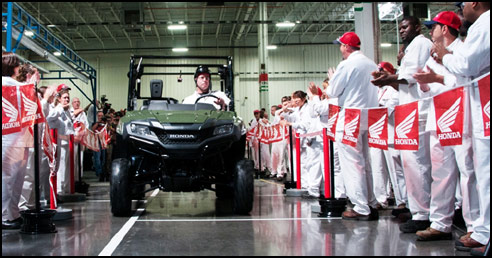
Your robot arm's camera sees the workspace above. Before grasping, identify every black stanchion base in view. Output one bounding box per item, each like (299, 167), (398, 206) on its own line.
(283, 181), (297, 194)
(318, 198), (347, 217)
(19, 209), (57, 234)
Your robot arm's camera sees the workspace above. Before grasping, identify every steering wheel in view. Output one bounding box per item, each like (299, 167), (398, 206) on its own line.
(194, 94), (220, 104)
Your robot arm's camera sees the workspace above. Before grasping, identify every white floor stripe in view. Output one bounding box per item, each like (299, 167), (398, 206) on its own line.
(137, 217), (342, 222)
(98, 189), (160, 256)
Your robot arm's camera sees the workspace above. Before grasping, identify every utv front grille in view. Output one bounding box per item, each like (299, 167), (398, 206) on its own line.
(157, 133), (200, 145)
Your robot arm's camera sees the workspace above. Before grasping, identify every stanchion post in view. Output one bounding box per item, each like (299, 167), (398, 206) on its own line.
(322, 128), (331, 199)
(295, 132), (301, 189)
(50, 129), (57, 210)
(69, 134), (75, 194)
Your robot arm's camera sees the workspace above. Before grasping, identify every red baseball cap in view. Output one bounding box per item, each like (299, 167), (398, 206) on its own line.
(317, 87), (323, 96)
(254, 110), (260, 114)
(424, 11), (462, 31)
(333, 32), (361, 48)
(378, 62), (396, 74)
(56, 83), (71, 92)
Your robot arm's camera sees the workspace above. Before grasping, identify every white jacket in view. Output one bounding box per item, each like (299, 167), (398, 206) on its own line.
(182, 90), (231, 110)
(47, 104), (74, 136)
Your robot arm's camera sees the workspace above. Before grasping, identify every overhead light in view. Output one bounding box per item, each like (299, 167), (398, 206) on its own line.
(266, 45), (277, 50)
(168, 25), (187, 30)
(53, 51), (62, 56)
(276, 21), (295, 28)
(172, 48), (188, 52)
(47, 24), (57, 28)
(381, 43), (392, 47)
(24, 30), (34, 37)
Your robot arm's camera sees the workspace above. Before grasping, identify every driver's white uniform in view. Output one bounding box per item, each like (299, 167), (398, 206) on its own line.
(182, 90), (230, 110)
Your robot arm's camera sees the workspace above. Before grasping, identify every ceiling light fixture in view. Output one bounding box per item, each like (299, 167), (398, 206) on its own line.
(172, 48), (188, 52)
(380, 43), (392, 47)
(168, 25), (187, 30)
(276, 21), (295, 28)
(24, 30), (34, 37)
(266, 45), (277, 50)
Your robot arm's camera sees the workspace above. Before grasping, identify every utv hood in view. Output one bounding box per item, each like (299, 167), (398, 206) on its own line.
(120, 109), (236, 124)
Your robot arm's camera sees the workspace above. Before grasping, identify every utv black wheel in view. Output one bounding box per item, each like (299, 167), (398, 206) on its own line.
(111, 158), (132, 217)
(233, 159), (254, 214)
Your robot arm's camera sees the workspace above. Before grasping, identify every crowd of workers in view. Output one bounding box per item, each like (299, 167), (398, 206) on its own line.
(246, 3), (489, 255)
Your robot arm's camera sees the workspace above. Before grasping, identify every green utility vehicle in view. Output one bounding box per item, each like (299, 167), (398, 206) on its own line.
(110, 55), (253, 216)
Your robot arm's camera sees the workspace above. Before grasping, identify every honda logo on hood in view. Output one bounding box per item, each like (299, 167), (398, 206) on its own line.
(168, 134), (196, 139)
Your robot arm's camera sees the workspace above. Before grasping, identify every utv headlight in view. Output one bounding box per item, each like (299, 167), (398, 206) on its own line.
(213, 124), (233, 135)
(116, 121), (124, 135)
(130, 123), (153, 136)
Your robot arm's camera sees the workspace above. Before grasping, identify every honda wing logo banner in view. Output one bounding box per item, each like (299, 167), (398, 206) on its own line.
(327, 104), (340, 141)
(434, 87), (464, 146)
(478, 74), (490, 137)
(342, 109), (360, 147)
(368, 108), (388, 150)
(394, 102), (419, 150)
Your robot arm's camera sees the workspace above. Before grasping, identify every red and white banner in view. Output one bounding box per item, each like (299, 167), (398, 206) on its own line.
(19, 84), (45, 128)
(342, 108), (361, 147)
(477, 74), (490, 137)
(2, 86), (22, 135)
(368, 108), (388, 150)
(98, 126), (109, 149)
(434, 87), (464, 146)
(246, 126), (257, 142)
(327, 104), (340, 141)
(82, 129), (100, 152)
(394, 102), (419, 150)
(73, 121), (86, 143)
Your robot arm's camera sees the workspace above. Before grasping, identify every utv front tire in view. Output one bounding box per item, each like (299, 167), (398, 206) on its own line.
(233, 159), (254, 215)
(111, 158), (132, 217)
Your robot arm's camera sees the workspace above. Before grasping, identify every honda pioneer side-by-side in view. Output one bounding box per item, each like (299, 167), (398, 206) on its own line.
(110, 55), (254, 216)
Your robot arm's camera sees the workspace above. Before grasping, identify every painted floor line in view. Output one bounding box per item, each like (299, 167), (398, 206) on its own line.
(136, 217), (343, 222)
(98, 189), (159, 256)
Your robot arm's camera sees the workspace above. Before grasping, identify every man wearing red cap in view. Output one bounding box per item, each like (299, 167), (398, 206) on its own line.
(429, 3), (490, 254)
(326, 31), (380, 220)
(409, 10), (477, 242)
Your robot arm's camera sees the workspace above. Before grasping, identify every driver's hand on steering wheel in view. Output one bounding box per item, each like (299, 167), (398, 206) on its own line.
(214, 97), (226, 109)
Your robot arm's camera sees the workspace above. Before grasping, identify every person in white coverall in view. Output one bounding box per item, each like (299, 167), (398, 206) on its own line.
(431, 2), (490, 253)
(409, 11), (477, 242)
(326, 31), (380, 220)
(249, 110), (261, 170)
(374, 62), (408, 213)
(310, 79), (345, 199)
(372, 16), (433, 231)
(2, 52), (33, 230)
(14, 64), (44, 212)
(70, 97), (90, 184)
(279, 91), (311, 193)
(47, 86), (75, 195)
(257, 111), (272, 173)
(269, 105), (287, 180)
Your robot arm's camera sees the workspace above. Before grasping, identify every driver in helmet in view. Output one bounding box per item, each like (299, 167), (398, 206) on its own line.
(182, 65), (231, 110)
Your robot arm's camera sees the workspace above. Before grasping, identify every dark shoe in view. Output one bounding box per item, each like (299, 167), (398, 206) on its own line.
(397, 211), (412, 223)
(470, 245), (486, 256)
(276, 175), (284, 181)
(342, 208), (378, 221)
(416, 227), (453, 241)
(392, 206), (410, 217)
(269, 174), (277, 179)
(455, 236), (484, 251)
(399, 219), (431, 233)
(2, 217), (23, 230)
(460, 232), (473, 241)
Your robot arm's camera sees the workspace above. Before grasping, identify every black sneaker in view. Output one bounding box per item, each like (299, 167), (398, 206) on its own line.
(2, 217), (23, 230)
(399, 219), (431, 233)
(392, 207), (410, 217)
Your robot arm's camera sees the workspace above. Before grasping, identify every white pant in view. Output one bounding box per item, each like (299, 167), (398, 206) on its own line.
(383, 145), (407, 206)
(370, 148), (391, 205)
(429, 131), (476, 233)
(259, 143), (272, 172)
(337, 130), (377, 215)
(305, 140), (323, 197)
(56, 136), (71, 195)
(74, 143), (84, 182)
(331, 143), (345, 199)
(470, 137), (490, 245)
(400, 130), (432, 221)
(271, 140), (287, 176)
(2, 146), (31, 221)
(251, 139), (259, 169)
